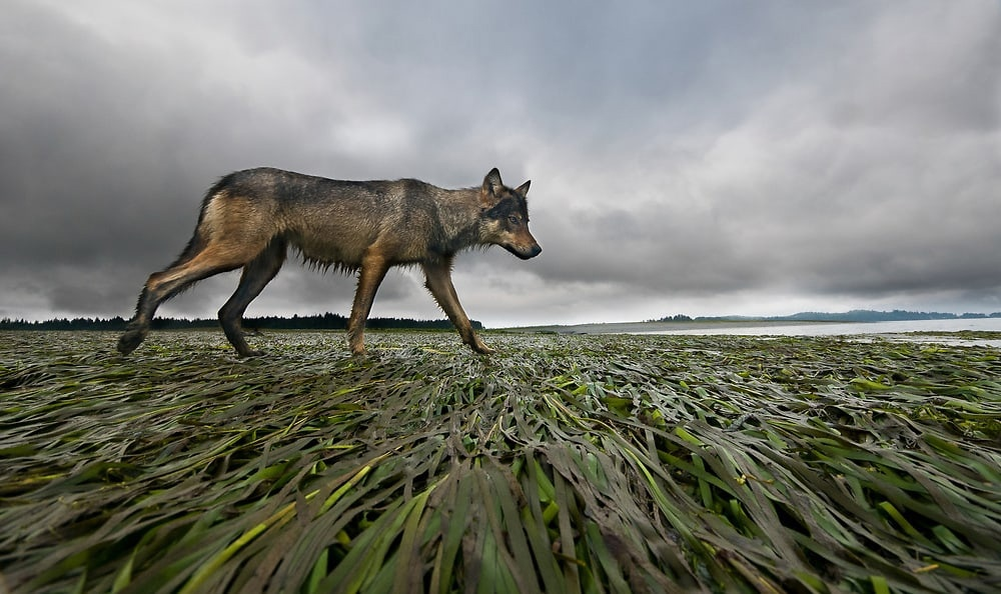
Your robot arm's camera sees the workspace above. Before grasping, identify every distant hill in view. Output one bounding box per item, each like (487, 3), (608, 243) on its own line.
(652, 309), (1001, 323)
(774, 310), (1000, 322)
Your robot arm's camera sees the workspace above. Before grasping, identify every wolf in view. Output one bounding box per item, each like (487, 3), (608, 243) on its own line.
(116, 167), (541, 357)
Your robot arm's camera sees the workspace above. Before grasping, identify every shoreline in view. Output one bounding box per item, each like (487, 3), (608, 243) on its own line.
(507, 320), (845, 335)
(505, 319), (1001, 346)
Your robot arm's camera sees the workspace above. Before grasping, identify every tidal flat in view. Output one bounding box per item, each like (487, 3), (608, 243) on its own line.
(1, 330), (999, 593)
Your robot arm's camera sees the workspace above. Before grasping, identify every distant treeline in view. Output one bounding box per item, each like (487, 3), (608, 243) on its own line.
(0, 313), (480, 331)
(651, 309), (1001, 323)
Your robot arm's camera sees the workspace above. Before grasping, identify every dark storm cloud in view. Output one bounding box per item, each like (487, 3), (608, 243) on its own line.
(2, 1), (999, 325)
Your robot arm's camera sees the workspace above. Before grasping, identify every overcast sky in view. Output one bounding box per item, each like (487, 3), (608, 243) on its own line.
(2, 1), (999, 327)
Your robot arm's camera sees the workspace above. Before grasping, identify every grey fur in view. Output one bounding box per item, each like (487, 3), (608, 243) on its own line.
(117, 167), (540, 357)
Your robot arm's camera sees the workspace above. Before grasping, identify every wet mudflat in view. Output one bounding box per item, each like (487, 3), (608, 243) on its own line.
(1, 330), (999, 593)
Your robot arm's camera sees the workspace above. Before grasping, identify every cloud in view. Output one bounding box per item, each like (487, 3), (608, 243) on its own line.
(2, 1), (999, 326)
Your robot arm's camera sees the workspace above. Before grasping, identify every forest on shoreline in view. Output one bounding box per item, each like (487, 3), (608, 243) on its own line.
(0, 312), (478, 331)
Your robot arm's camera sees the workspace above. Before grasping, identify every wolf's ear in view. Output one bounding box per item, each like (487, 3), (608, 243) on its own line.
(483, 168), (503, 196)
(515, 180), (530, 196)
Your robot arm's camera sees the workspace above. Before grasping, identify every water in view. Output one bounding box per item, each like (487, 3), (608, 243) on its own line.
(632, 318), (1001, 347)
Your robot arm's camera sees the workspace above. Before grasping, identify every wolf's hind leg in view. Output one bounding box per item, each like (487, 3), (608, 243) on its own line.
(117, 239), (262, 355)
(218, 239), (286, 357)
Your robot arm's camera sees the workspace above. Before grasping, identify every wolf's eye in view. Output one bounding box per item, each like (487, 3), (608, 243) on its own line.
(507, 215), (520, 225)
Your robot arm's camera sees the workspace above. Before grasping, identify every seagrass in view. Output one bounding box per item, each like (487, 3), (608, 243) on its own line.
(0, 330), (999, 593)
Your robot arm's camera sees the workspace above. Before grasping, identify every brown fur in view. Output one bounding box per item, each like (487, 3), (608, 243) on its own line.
(117, 167), (540, 356)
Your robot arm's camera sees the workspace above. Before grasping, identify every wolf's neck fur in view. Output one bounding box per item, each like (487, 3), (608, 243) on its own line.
(428, 186), (482, 253)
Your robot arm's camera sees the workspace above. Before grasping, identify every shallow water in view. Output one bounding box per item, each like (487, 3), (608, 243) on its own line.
(633, 317), (1001, 347)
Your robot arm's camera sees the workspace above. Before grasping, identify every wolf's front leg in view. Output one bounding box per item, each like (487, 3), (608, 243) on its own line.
(421, 259), (494, 354)
(348, 254), (391, 355)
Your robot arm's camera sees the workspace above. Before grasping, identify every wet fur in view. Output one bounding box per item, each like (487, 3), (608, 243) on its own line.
(117, 167), (540, 357)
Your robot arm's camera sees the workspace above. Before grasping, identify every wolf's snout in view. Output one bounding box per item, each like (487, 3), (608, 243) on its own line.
(511, 243), (542, 260)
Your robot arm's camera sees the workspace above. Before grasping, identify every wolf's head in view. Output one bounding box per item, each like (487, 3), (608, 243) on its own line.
(478, 168), (542, 260)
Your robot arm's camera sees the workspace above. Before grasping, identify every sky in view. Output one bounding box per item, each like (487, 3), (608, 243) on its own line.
(2, 1), (1000, 328)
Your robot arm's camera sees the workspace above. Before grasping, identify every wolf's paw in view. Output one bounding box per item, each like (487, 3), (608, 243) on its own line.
(470, 340), (495, 355)
(116, 330), (146, 355)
